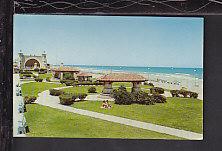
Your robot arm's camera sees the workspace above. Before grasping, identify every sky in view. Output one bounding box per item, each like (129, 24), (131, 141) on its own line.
(14, 15), (203, 68)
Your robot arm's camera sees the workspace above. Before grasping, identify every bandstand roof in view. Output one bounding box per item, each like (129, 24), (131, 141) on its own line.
(77, 72), (92, 77)
(52, 66), (80, 72)
(97, 73), (147, 82)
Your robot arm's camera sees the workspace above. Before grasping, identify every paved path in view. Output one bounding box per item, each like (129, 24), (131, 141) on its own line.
(36, 88), (203, 140)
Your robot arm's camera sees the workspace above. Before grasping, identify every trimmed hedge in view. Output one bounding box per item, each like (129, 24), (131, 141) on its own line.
(49, 89), (64, 96)
(59, 94), (73, 105)
(23, 96), (36, 104)
(88, 86), (96, 93)
(78, 93), (87, 100)
(152, 94), (167, 103)
(132, 91), (155, 105)
(20, 71), (32, 74)
(35, 78), (43, 82)
(170, 89), (198, 99)
(150, 87), (164, 94)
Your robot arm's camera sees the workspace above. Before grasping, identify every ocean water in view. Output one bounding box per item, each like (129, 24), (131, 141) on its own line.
(69, 65), (203, 79)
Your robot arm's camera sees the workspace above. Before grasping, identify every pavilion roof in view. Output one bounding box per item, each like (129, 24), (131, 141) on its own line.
(77, 72), (92, 77)
(52, 66), (80, 72)
(97, 73), (147, 82)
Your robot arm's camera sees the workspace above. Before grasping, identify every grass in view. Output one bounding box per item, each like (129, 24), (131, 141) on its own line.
(25, 104), (182, 139)
(37, 73), (53, 79)
(72, 97), (203, 133)
(62, 86), (104, 94)
(21, 82), (65, 97)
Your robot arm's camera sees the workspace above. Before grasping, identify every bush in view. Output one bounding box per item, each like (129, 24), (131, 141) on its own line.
(179, 90), (189, 98)
(71, 94), (78, 101)
(132, 91), (154, 105)
(49, 89), (64, 96)
(118, 85), (127, 91)
(152, 94), (167, 103)
(23, 96), (36, 104)
(150, 87), (164, 94)
(65, 81), (74, 86)
(20, 71), (32, 74)
(35, 78), (43, 82)
(189, 91), (198, 99)
(170, 90), (180, 97)
(88, 86), (96, 93)
(60, 79), (71, 84)
(59, 94), (73, 105)
(34, 68), (39, 72)
(46, 77), (51, 82)
(23, 74), (32, 78)
(63, 72), (73, 80)
(113, 89), (133, 105)
(78, 93), (87, 100)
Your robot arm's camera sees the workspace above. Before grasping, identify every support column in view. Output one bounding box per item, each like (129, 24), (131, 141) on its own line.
(60, 72), (63, 80)
(103, 82), (113, 94)
(132, 82), (141, 92)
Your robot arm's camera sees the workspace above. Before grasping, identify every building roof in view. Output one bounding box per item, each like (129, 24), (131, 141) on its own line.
(52, 66), (80, 72)
(77, 72), (92, 77)
(97, 73), (147, 82)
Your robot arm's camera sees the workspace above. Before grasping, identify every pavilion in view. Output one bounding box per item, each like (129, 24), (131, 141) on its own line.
(52, 63), (80, 80)
(97, 73), (147, 94)
(77, 72), (92, 82)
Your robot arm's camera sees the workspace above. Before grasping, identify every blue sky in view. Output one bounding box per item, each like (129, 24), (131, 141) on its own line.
(14, 15), (203, 68)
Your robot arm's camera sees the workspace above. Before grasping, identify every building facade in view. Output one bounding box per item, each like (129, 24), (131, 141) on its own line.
(18, 51), (48, 70)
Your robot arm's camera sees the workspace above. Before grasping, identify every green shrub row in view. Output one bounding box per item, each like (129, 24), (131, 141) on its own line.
(60, 80), (103, 86)
(49, 89), (64, 96)
(170, 90), (198, 98)
(35, 78), (43, 82)
(150, 87), (164, 94)
(88, 86), (97, 93)
(112, 86), (166, 105)
(23, 96), (36, 104)
(59, 93), (87, 105)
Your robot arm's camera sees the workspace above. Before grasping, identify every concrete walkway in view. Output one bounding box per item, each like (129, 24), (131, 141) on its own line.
(36, 88), (203, 140)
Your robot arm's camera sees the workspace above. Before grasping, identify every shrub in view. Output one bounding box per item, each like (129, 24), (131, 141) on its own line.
(35, 78), (43, 82)
(118, 85), (127, 91)
(23, 96), (36, 104)
(60, 79), (71, 84)
(33, 75), (37, 79)
(46, 77), (51, 82)
(88, 86), (96, 93)
(49, 89), (64, 96)
(59, 94), (73, 105)
(23, 74), (32, 78)
(34, 68), (39, 72)
(189, 91), (198, 99)
(71, 93), (78, 101)
(152, 94), (167, 103)
(179, 90), (189, 98)
(170, 90), (180, 97)
(113, 89), (132, 105)
(132, 91), (154, 105)
(78, 93), (87, 100)
(63, 72), (73, 80)
(20, 71), (32, 74)
(65, 81), (74, 86)
(150, 87), (164, 94)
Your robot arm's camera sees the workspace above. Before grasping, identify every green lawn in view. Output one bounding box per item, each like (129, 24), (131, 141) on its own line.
(25, 104), (182, 139)
(37, 73), (53, 79)
(62, 86), (104, 94)
(21, 82), (65, 97)
(72, 97), (203, 133)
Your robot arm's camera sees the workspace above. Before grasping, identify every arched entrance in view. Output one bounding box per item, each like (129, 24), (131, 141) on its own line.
(25, 59), (40, 68)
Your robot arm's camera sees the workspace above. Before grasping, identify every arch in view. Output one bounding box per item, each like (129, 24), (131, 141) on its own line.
(24, 59), (40, 68)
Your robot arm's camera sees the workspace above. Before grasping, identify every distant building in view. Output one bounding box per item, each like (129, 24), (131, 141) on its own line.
(18, 50), (48, 70)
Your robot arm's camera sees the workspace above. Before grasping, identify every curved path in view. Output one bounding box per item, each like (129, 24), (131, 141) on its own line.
(35, 86), (203, 140)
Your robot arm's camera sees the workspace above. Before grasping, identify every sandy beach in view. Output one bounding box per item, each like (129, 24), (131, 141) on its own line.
(78, 67), (203, 100)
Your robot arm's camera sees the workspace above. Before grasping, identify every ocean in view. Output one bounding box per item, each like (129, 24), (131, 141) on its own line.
(69, 65), (203, 79)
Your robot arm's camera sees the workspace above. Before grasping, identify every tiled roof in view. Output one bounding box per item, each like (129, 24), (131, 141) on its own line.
(98, 73), (147, 82)
(52, 66), (80, 72)
(77, 72), (92, 77)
